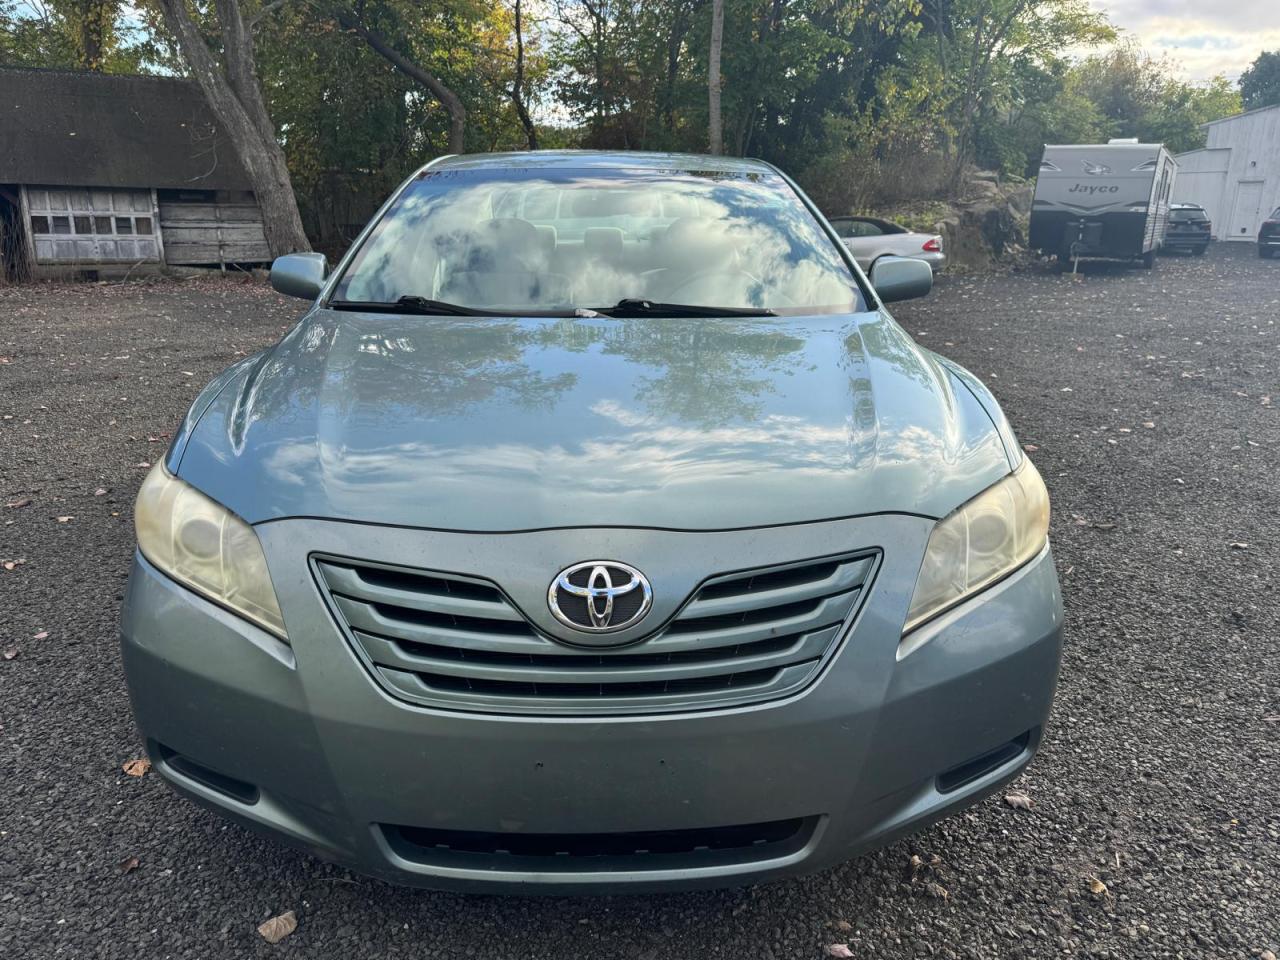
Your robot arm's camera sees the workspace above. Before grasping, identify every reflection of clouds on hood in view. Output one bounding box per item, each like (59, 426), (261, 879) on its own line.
(260, 393), (1002, 502)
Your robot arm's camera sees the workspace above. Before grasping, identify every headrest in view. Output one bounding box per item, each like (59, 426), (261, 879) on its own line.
(583, 227), (624, 260)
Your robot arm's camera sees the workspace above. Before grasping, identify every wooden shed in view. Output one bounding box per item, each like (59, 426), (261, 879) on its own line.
(1, 67), (271, 279)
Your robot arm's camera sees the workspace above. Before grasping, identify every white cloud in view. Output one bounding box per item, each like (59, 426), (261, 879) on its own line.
(1089, 0), (1280, 80)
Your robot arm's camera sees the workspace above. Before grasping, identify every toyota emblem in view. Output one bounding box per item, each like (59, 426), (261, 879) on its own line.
(548, 561), (652, 633)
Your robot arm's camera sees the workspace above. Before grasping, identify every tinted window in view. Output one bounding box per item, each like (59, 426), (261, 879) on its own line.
(333, 168), (864, 315)
(1170, 207), (1206, 221)
(833, 219), (884, 238)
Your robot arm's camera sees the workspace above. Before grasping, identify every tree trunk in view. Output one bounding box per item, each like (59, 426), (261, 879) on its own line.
(71, 0), (115, 71)
(153, 0), (310, 257)
(708, 0), (724, 154)
(511, 0), (538, 149)
(334, 7), (467, 154)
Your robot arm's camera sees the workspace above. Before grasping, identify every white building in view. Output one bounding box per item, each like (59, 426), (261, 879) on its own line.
(1173, 103), (1280, 242)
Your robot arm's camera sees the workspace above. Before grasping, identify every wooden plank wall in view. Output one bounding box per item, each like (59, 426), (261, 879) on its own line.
(159, 196), (271, 266)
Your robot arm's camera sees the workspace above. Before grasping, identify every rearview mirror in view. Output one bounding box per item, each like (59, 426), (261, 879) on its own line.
(270, 253), (328, 301)
(870, 256), (933, 304)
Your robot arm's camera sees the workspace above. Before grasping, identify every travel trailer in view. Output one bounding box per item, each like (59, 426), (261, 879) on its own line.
(1030, 141), (1177, 268)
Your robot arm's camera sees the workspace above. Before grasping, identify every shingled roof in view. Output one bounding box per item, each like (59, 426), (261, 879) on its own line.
(0, 67), (253, 191)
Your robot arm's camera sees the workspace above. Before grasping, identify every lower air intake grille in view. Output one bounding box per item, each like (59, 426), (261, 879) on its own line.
(314, 551), (877, 716)
(381, 817), (819, 872)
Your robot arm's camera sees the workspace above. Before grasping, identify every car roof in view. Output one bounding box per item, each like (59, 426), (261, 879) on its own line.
(428, 150), (778, 175)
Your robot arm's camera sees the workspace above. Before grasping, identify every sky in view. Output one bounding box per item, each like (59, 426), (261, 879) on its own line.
(1091, 0), (1280, 81)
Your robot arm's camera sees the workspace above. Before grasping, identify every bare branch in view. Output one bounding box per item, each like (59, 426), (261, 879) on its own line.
(247, 0), (292, 30)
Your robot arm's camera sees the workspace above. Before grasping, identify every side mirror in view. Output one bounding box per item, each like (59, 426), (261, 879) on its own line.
(870, 256), (933, 304)
(270, 253), (328, 301)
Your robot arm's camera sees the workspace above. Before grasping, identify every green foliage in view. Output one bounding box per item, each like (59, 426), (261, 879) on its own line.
(1, 0), (146, 70)
(1241, 50), (1280, 111)
(1064, 42), (1241, 155)
(2, 0), (1264, 243)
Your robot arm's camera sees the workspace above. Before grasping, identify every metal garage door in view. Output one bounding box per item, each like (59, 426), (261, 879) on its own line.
(25, 186), (160, 265)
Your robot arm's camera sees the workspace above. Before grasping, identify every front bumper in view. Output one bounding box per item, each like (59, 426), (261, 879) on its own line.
(120, 515), (1063, 893)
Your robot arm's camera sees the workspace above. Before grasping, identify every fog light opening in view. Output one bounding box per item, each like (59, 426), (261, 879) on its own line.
(155, 743), (260, 805)
(936, 730), (1033, 794)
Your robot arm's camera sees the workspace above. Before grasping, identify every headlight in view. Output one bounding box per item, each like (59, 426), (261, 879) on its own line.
(134, 461), (287, 639)
(904, 459), (1049, 633)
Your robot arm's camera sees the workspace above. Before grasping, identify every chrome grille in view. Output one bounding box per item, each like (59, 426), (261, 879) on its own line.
(314, 551), (878, 716)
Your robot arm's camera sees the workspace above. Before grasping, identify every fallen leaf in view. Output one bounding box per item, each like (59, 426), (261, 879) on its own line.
(924, 881), (950, 901)
(5, 498), (31, 509)
(826, 945), (854, 958)
(1142, 421), (1155, 428)
(119, 856), (140, 874)
(1004, 792), (1034, 810)
(258, 911), (298, 944)
(1088, 876), (1108, 896)
(2, 647), (16, 661)
(1229, 542), (1249, 550)
(55, 515), (74, 523)
(834, 920), (853, 933)
(33, 631), (48, 640)
(1022, 443), (1039, 452)
(122, 758), (151, 777)
(94, 488), (107, 497)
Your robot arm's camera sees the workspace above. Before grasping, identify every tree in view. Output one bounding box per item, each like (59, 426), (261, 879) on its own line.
(707, 0), (723, 153)
(152, 0), (310, 256)
(510, 0), (537, 148)
(1068, 43), (1241, 153)
(2, 0), (146, 70)
(55, 0), (117, 68)
(329, 1), (467, 154)
(920, 0), (1112, 185)
(1241, 50), (1280, 111)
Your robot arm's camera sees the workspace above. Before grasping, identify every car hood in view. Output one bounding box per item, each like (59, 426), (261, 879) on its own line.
(174, 309), (1015, 530)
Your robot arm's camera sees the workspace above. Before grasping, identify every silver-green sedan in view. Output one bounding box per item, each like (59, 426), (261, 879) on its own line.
(120, 151), (1062, 893)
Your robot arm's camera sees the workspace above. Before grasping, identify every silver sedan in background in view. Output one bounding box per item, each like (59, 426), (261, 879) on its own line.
(829, 215), (947, 274)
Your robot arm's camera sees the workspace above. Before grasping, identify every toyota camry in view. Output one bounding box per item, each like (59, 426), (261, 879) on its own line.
(121, 151), (1062, 893)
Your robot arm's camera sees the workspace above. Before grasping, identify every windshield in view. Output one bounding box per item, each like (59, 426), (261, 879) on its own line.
(331, 167), (865, 315)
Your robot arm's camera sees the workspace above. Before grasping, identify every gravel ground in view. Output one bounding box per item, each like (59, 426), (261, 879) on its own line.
(1, 246), (1277, 959)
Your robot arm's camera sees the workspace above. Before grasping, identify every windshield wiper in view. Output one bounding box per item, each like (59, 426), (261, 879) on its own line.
(328, 295), (494, 316)
(592, 298), (777, 318)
